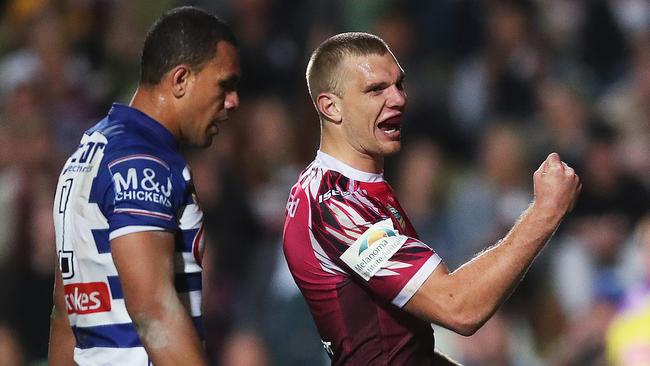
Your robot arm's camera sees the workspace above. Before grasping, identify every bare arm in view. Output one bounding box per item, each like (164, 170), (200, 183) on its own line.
(111, 230), (207, 365)
(48, 264), (76, 366)
(405, 153), (581, 335)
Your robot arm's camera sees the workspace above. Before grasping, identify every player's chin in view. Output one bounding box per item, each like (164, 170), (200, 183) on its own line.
(191, 135), (214, 148)
(203, 135), (216, 148)
(380, 141), (402, 156)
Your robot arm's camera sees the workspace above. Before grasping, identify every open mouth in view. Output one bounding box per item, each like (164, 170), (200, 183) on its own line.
(211, 115), (229, 132)
(377, 116), (402, 135)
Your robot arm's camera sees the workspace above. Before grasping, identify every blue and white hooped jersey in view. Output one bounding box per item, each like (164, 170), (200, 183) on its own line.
(53, 103), (205, 365)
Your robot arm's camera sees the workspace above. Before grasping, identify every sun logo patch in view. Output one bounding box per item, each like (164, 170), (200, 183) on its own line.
(358, 228), (396, 254)
(340, 218), (408, 281)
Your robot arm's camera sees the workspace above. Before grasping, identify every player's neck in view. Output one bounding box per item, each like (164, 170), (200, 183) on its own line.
(129, 86), (180, 140)
(320, 140), (384, 174)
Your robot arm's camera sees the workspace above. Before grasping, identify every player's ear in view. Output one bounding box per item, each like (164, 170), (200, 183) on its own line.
(316, 92), (342, 123)
(170, 64), (191, 98)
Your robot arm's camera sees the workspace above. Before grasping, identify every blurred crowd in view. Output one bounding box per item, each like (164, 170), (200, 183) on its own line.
(0, 0), (648, 365)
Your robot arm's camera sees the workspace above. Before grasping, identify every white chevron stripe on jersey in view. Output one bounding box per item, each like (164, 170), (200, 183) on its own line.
(309, 229), (344, 274)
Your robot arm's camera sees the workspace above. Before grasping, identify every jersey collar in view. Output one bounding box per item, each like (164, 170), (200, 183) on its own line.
(108, 103), (179, 149)
(316, 150), (384, 183)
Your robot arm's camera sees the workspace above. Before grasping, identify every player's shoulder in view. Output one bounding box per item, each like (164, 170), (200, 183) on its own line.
(293, 159), (349, 199)
(84, 112), (186, 200)
(87, 104), (178, 159)
(285, 160), (368, 229)
(286, 167), (312, 215)
(95, 132), (180, 177)
(285, 159), (331, 220)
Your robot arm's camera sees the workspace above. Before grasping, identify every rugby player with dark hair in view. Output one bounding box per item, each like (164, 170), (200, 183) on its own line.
(49, 7), (240, 365)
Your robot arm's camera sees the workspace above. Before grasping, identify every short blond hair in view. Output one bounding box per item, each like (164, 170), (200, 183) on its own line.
(306, 32), (390, 112)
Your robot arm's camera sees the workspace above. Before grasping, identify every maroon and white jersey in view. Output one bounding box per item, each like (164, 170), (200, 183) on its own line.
(283, 151), (442, 365)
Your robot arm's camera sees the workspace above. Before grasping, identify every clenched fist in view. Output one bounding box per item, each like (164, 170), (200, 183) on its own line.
(533, 152), (582, 218)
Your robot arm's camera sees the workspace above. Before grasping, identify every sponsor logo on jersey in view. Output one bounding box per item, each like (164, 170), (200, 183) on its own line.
(340, 218), (408, 281)
(64, 282), (111, 315)
(318, 189), (353, 203)
(358, 227), (396, 254)
(112, 167), (173, 207)
(62, 140), (106, 174)
(63, 164), (94, 174)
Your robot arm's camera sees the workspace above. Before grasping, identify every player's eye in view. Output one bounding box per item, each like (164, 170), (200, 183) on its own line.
(396, 76), (406, 91)
(220, 76), (240, 92)
(366, 83), (387, 94)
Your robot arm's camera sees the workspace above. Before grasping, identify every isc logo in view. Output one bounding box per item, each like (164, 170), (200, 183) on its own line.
(64, 282), (112, 315)
(318, 189), (352, 203)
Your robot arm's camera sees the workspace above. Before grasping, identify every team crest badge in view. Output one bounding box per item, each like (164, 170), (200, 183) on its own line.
(387, 205), (406, 230)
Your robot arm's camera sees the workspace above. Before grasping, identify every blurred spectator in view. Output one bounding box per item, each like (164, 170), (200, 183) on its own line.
(449, 0), (543, 145)
(549, 122), (649, 364)
(220, 329), (269, 366)
(609, 0), (650, 40)
(572, 122), (649, 227)
(598, 40), (650, 185)
(0, 125), (19, 267)
(187, 142), (261, 364)
(549, 120), (648, 319)
(224, 97), (325, 365)
(551, 214), (638, 319)
(531, 79), (589, 168)
(94, 0), (152, 106)
(458, 311), (543, 366)
(25, 9), (96, 154)
(0, 324), (24, 366)
(0, 83), (57, 362)
(240, 97), (301, 235)
(445, 123), (531, 268)
(606, 215), (650, 365)
(577, 0), (629, 87)
(226, 0), (308, 98)
(550, 290), (618, 365)
(394, 139), (449, 258)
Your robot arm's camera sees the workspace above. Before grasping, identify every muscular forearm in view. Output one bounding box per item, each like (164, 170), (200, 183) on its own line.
(406, 153), (580, 336)
(447, 202), (562, 333)
(111, 231), (207, 365)
(129, 290), (207, 366)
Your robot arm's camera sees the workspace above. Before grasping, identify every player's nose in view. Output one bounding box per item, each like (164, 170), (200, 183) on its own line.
(386, 85), (406, 109)
(225, 91), (240, 110)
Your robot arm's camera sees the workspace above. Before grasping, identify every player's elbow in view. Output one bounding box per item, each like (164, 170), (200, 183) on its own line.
(129, 310), (160, 338)
(124, 289), (182, 338)
(448, 314), (481, 336)
(444, 299), (486, 336)
(127, 305), (163, 336)
(124, 296), (166, 332)
(420, 297), (483, 336)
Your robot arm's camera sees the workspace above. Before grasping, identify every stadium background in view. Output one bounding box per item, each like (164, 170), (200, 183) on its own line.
(0, 0), (648, 365)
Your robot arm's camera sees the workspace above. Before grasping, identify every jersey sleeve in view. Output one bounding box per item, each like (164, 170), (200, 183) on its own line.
(102, 151), (181, 240)
(311, 190), (442, 308)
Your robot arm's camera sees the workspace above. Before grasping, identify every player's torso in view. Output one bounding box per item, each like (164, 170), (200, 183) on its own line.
(53, 108), (205, 365)
(283, 159), (435, 365)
